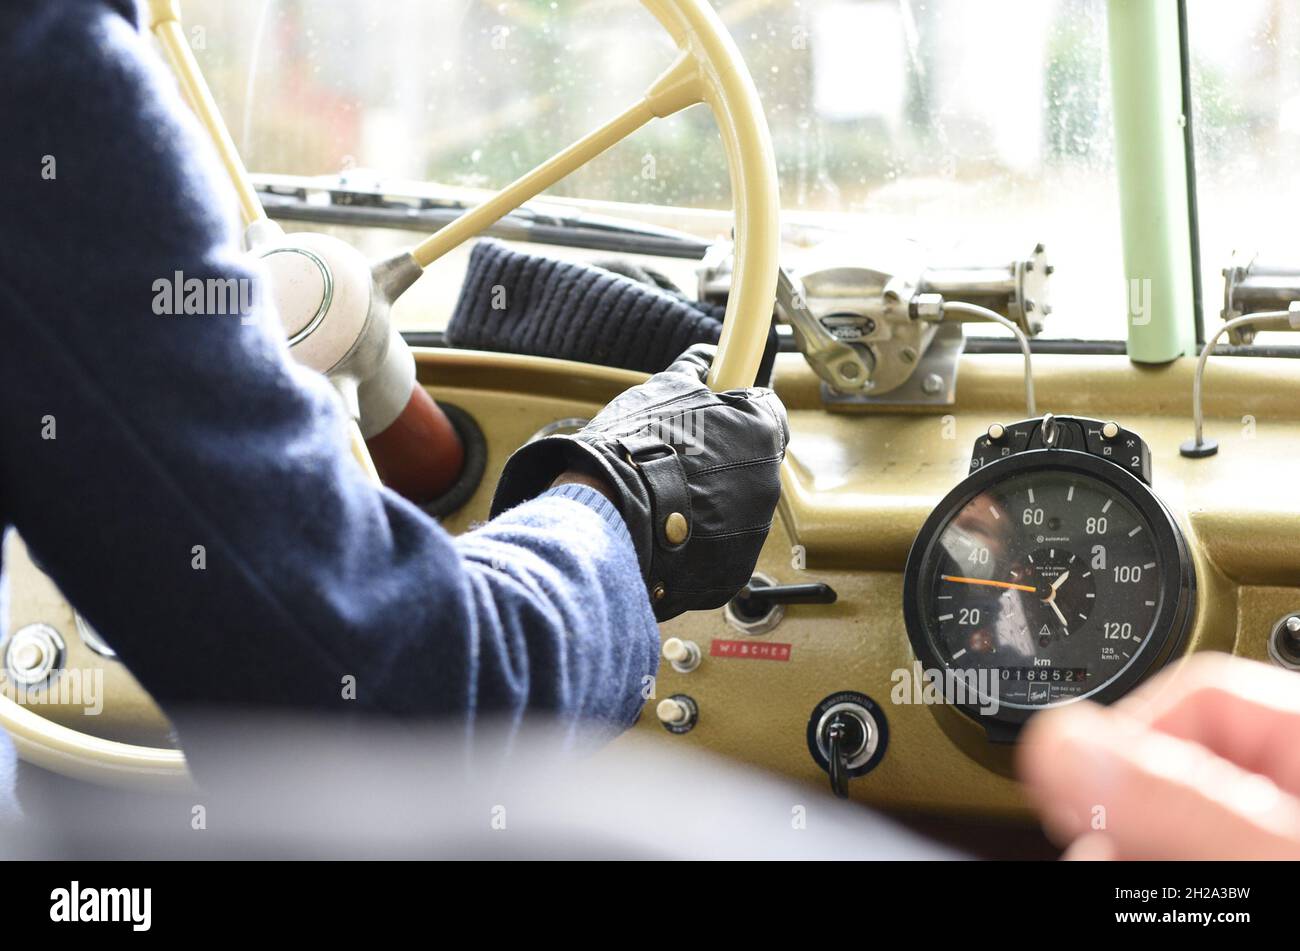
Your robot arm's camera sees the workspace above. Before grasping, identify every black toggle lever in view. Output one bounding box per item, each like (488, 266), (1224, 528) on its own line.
(732, 581), (836, 619)
(741, 581), (837, 605)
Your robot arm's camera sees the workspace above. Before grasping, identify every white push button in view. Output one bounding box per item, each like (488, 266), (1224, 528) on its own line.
(661, 637), (701, 672)
(662, 638), (689, 664)
(656, 698), (693, 727)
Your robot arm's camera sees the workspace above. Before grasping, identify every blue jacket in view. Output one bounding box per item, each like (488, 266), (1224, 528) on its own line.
(0, 0), (659, 799)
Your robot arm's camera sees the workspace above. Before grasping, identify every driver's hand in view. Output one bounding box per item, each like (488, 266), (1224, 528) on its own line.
(491, 344), (788, 621)
(1018, 652), (1300, 859)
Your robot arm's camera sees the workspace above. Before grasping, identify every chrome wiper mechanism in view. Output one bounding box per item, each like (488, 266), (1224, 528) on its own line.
(775, 268), (874, 392)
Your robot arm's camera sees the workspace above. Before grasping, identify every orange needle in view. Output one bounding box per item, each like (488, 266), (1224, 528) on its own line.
(941, 575), (1037, 593)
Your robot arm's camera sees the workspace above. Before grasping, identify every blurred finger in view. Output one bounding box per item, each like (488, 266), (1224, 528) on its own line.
(1062, 832), (1117, 861)
(1113, 653), (1300, 796)
(1018, 701), (1300, 860)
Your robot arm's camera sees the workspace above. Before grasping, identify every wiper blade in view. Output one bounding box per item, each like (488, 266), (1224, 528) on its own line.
(250, 173), (712, 260)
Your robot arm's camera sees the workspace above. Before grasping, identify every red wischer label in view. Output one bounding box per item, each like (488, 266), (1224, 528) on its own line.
(709, 639), (792, 661)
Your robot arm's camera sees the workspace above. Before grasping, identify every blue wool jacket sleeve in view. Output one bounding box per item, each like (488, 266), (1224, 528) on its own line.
(0, 0), (659, 763)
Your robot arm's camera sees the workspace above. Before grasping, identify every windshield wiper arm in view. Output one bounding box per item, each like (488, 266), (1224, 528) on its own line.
(251, 174), (712, 261)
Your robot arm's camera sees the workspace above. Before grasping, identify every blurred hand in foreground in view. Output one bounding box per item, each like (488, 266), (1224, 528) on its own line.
(1018, 652), (1300, 859)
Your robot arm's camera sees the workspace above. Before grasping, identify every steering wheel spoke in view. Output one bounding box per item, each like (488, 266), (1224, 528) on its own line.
(409, 52), (704, 272)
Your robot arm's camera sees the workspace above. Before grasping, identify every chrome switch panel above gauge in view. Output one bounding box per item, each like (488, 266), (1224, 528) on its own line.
(904, 415), (1196, 742)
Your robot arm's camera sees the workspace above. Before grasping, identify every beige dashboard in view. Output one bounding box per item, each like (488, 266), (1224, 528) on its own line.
(4, 346), (1299, 817)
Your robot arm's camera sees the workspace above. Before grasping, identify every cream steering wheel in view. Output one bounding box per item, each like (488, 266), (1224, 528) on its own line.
(0, 0), (780, 789)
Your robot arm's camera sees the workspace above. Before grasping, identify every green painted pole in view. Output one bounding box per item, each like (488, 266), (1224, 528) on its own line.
(1107, 0), (1197, 362)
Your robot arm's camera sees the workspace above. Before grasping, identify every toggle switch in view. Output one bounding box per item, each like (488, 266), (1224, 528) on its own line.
(725, 573), (838, 636)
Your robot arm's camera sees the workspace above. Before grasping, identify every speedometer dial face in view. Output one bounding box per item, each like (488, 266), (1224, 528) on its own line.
(917, 469), (1165, 710)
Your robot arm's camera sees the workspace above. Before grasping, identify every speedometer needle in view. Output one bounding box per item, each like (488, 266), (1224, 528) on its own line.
(940, 575), (1037, 593)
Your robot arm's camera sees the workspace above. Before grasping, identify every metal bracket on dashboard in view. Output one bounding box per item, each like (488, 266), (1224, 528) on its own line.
(819, 322), (964, 408)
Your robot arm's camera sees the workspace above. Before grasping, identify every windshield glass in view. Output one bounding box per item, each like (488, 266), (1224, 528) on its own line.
(1188, 0), (1300, 344)
(180, 0), (1125, 339)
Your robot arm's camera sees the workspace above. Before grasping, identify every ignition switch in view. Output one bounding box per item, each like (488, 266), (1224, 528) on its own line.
(824, 711), (867, 799)
(807, 691), (889, 799)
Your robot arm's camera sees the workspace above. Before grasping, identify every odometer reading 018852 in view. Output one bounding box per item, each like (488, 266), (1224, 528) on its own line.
(903, 416), (1196, 736)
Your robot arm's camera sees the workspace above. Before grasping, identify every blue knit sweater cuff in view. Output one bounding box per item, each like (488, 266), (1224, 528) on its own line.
(538, 483), (630, 542)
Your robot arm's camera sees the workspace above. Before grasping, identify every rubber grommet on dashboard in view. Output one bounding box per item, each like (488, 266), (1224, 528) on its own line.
(1179, 437), (1219, 458)
(420, 401), (488, 520)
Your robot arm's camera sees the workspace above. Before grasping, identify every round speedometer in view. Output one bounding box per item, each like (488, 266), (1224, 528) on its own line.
(903, 424), (1196, 738)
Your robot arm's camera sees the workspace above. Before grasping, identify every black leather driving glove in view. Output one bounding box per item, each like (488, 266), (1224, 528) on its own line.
(490, 344), (789, 621)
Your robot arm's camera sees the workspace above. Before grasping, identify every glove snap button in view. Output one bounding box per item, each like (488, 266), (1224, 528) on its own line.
(624, 443), (675, 468)
(663, 512), (689, 545)
(652, 582), (667, 602)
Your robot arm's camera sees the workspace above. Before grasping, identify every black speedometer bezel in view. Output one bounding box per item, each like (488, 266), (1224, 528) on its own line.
(903, 447), (1196, 734)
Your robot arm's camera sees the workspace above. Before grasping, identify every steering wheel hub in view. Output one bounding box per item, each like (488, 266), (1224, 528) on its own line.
(258, 245), (333, 345)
